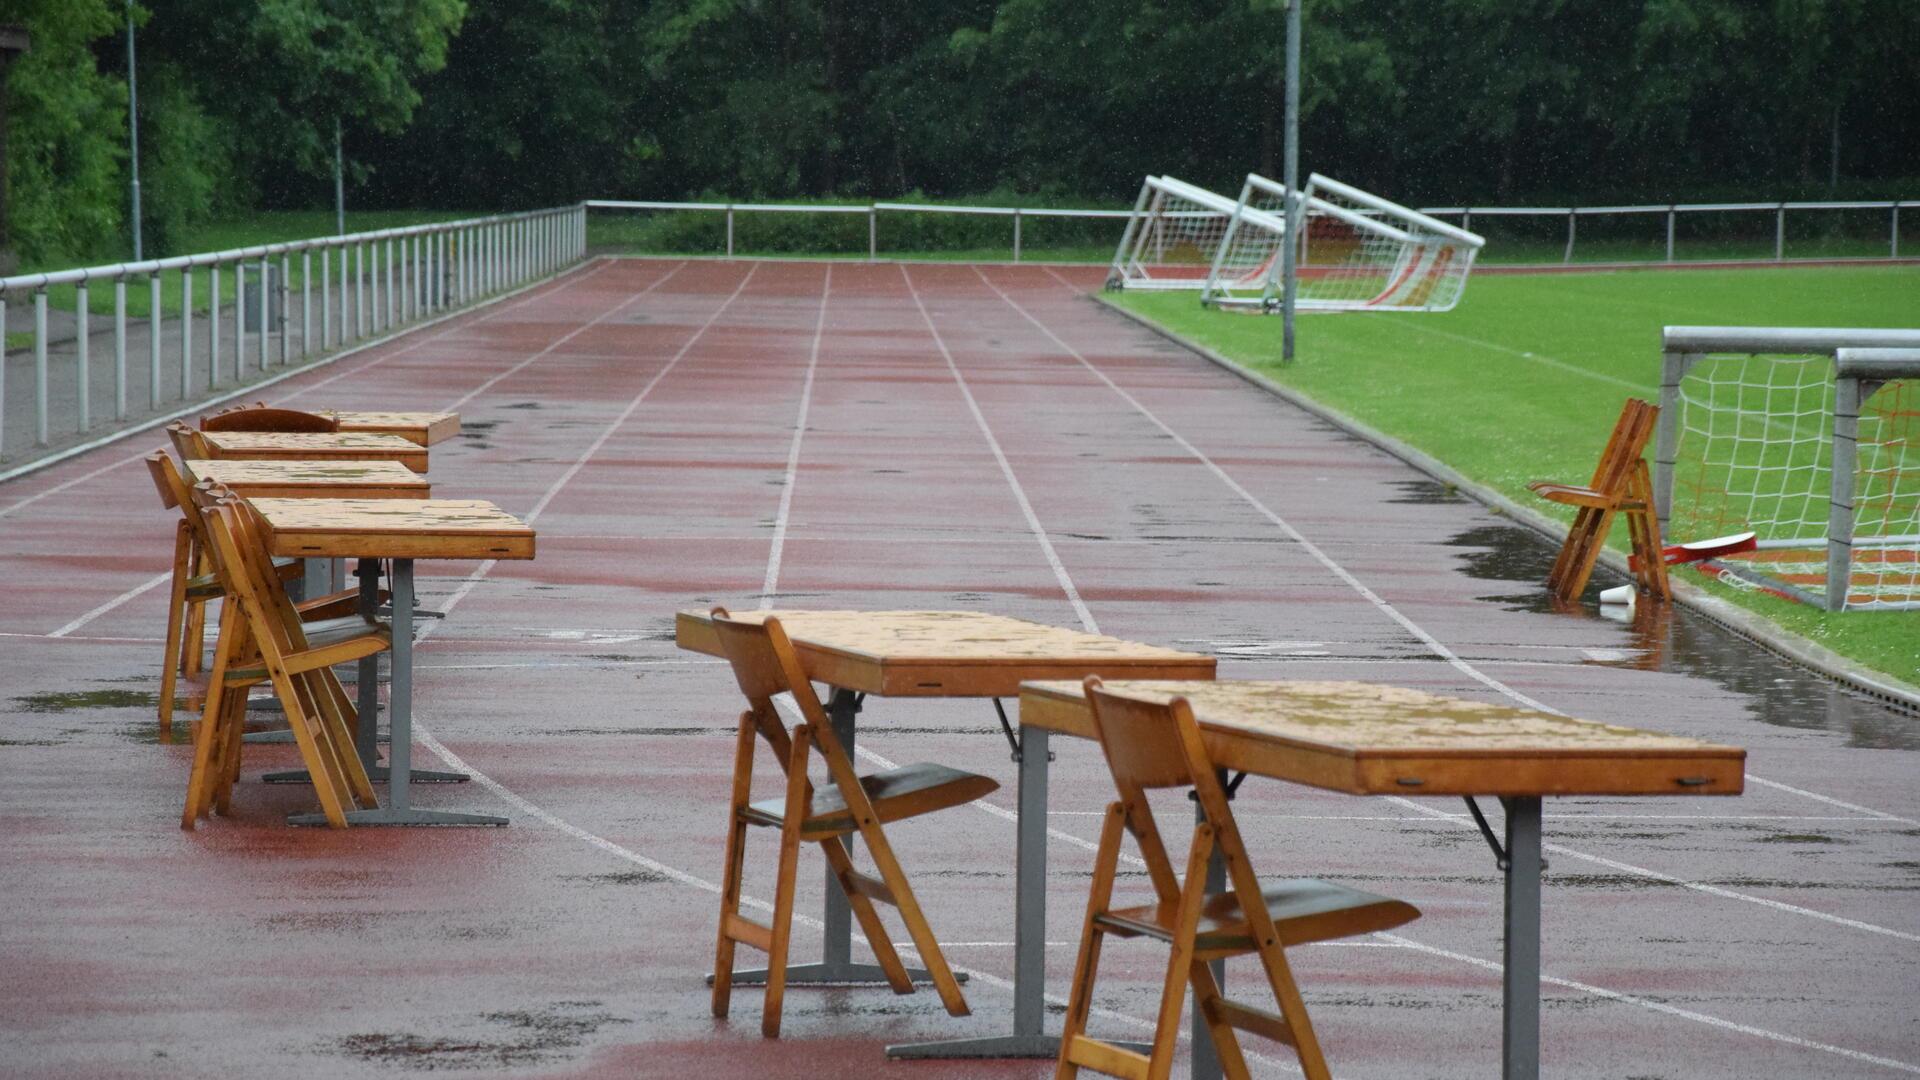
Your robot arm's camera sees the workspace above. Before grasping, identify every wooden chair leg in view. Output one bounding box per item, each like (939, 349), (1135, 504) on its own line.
(268, 667), (350, 828)
(712, 717), (756, 1019)
(308, 669), (376, 806)
(761, 726), (813, 1038)
(1056, 803), (1128, 1080)
(1189, 959), (1252, 1080)
(1245, 928), (1333, 1080)
(819, 837), (914, 994)
(182, 616), (241, 829)
(1142, 825), (1217, 1080)
(213, 690), (247, 816)
(158, 522), (192, 733)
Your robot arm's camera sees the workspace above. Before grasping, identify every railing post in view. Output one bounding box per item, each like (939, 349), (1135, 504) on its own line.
(1893, 206), (1901, 259)
(0, 294), (6, 453)
(1666, 206), (1676, 262)
(114, 280), (127, 418)
(33, 290), (47, 445)
(1564, 210), (1577, 263)
(353, 243), (364, 339)
(234, 263), (247, 375)
(207, 267), (219, 388)
(1014, 209), (1022, 262)
(1776, 203), (1786, 260)
(255, 255), (269, 368)
(385, 238), (396, 329)
(301, 251), (312, 357)
(1462, 209), (1473, 234)
(321, 249), (332, 350)
(726, 206), (735, 258)
(279, 253), (292, 366)
(149, 274), (162, 403)
(74, 284), (88, 431)
(869, 204), (878, 261)
(180, 270), (193, 395)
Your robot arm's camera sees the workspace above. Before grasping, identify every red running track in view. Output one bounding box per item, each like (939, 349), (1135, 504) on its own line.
(1, 257), (1916, 1079)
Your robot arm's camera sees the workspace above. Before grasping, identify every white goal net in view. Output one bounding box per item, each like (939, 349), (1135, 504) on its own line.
(1106, 176), (1288, 291)
(1655, 330), (1920, 611)
(1204, 173), (1485, 313)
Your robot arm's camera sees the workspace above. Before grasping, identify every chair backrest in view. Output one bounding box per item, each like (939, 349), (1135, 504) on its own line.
(1085, 677), (1269, 907)
(201, 404), (339, 433)
(706, 607), (842, 759)
(1587, 398), (1658, 494)
(166, 421), (211, 460)
(194, 486), (307, 665)
(144, 451), (180, 509)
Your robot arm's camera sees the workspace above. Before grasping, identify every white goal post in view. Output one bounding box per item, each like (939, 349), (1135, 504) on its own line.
(1204, 173), (1486, 313)
(1106, 176), (1290, 291)
(1654, 326), (1920, 611)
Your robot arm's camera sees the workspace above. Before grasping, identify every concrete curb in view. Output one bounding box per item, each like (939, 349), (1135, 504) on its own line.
(1092, 292), (1920, 714)
(0, 259), (600, 487)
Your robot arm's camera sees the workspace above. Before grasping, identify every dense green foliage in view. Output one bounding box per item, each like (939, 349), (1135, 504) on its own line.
(1112, 267), (1920, 683)
(4, 1), (1917, 261)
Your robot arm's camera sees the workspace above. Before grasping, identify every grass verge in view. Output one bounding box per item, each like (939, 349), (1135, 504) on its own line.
(1109, 265), (1920, 687)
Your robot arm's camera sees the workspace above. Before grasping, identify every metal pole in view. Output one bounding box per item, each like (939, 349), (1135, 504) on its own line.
(726, 207), (734, 258)
(321, 248), (332, 349)
(1892, 206), (1900, 259)
(334, 118), (346, 236)
(0, 296), (6, 452)
(1280, 0), (1302, 361)
(278, 253), (291, 365)
(113, 280), (127, 417)
(207, 266), (219, 386)
(301, 251), (312, 355)
(148, 274), (160, 404)
(1826, 374), (1865, 611)
(1502, 797), (1544, 1080)
(1013, 209), (1022, 262)
(33, 291), (47, 444)
(74, 285), (88, 430)
(180, 270), (192, 394)
(1776, 204), (1786, 260)
(233, 263), (245, 375)
(1666, 206), (1676, 262)
(125, 0), (142, 262)
(255, 255), (268, 367)
(868, 205), (877, 261)
(1564, 211), (1577, 263)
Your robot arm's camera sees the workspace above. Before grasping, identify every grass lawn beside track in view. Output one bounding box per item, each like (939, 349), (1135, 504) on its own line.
(1110, 265), (1920, 686)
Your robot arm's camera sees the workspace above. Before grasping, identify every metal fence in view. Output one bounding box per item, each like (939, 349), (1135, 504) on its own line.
(0, 204), (586, 465)
(587, 197), (1919, 266)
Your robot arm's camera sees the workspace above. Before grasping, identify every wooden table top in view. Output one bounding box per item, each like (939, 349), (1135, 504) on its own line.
(202, 431), (428, 473)
(318, 410), (461, 446)
(251, 498), (535, 561)
(676, 609), (1215, 697)
(1020, 679), (1745, 797)
(186, 459), (429, 500)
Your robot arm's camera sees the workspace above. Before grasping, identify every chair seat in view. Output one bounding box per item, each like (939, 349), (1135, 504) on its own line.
(1098, 878), (1418, 952)
(743, 763), (999, 839)
(224, 615), (390, 683)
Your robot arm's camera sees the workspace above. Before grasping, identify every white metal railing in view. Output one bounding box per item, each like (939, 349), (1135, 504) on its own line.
(0, 204), (587, 462)
(588, 197), (1919, 266)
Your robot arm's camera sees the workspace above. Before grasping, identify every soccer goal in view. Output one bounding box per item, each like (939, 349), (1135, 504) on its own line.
(1654, 327), (1920, 611)
(1203, 173), (1486, 313)
(1106, 176), (1289, 291)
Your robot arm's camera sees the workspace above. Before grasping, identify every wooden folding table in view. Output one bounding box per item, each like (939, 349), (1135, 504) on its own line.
(318, 410), (462, 447)
(201, 431), (428, 473)
(675, 608), (1215, 1059)
(1020, 678), (1746, 1080)
(251, 498), (535, 826)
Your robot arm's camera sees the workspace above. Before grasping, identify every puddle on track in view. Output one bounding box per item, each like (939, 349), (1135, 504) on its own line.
(1445, 521), (1920, 750)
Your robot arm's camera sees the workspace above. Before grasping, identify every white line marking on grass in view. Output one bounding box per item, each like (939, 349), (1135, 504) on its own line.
(0, 260), (617, 524)
(1378, 932), (1920, 1076)
(761, 264), (830, 608)
(902, 264), (1098, 634)
(975, 266), (1552, 711)
(1364, 316), (1652, 393)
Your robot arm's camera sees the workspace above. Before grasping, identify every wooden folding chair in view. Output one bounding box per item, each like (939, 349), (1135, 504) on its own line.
(142, 451), (345, 731)
(705, 607), (998, 1037)
(184, 487), (385, 829)
(165, 421), (211, 460)
(1528, 397), (1671, 603)
(1056, 677), (1421, 1080)
(201, 403), (340, 433)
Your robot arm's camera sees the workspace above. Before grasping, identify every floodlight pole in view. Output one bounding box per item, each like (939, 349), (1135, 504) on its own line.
(1281, 0), (1301, 361)
(125, 0), (141, 262)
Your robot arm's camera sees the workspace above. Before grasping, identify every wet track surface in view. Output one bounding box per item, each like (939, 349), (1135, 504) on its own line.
(1, 258), (1916, 1079)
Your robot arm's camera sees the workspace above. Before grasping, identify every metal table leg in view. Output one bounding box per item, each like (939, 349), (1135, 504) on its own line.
(289, 558), (502, 826)
(1187, 796), (1228, 1080)
(889, 725), (1055, 1059)
(1503, 797), (1543, 1080)
(267, 558), (465, 785)
(715, 687), (948, 987)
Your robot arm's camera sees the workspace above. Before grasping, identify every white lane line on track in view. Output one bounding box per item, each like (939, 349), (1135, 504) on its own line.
(0, 259), (617, 523)
(901, 264), (1098, 634)
(760, 264), (831, 608)
(974, 269), (1920, 929)
(973, 265), (1554, 712)
(1747, 775), (1916, 826)
(1378, 932), (1920, 1076)
(31, 261), (687, 639)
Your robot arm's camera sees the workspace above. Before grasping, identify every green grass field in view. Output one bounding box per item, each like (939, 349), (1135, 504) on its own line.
(1110, 266), (1920, 686)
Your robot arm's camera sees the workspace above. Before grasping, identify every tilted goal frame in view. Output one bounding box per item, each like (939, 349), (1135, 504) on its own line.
(1654, 327), (1920, 611)
(1106, 176), (1289, 292)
